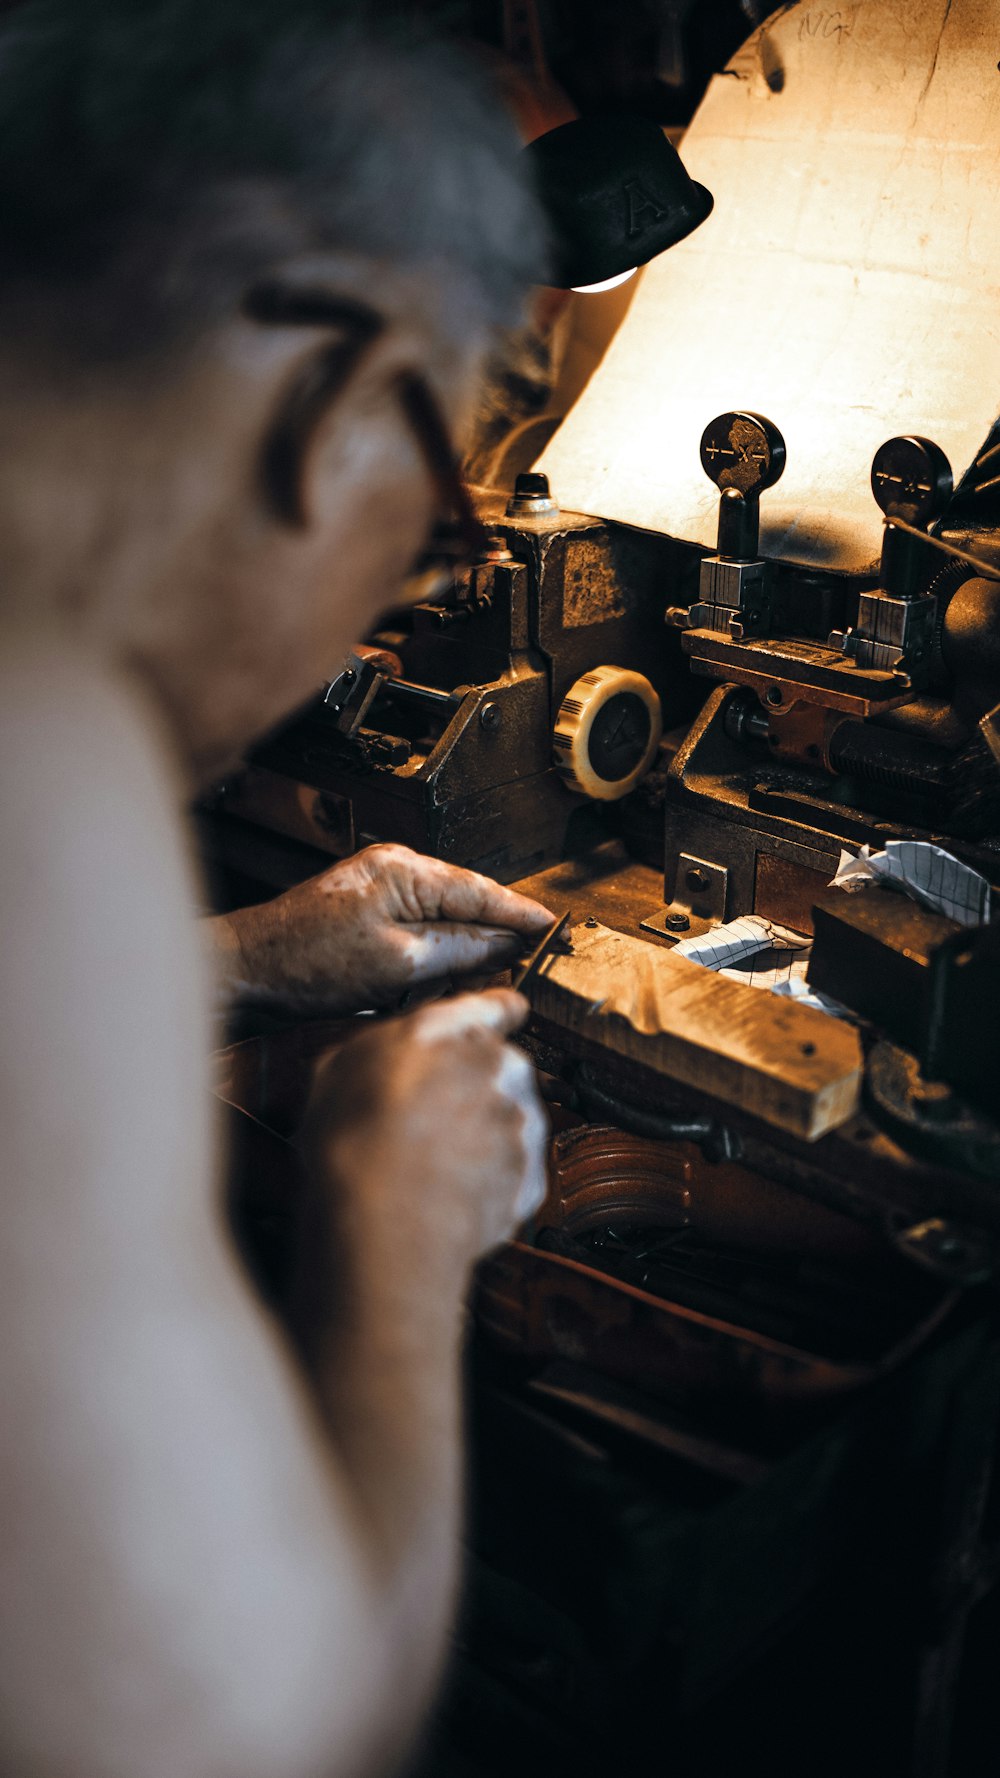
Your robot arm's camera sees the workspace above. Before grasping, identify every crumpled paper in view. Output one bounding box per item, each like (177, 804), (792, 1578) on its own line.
(831, 840), (992, 928)
(671, 914), (810, 970)
(769, 975), (849, 1018)
(670, 913), (853, 1017)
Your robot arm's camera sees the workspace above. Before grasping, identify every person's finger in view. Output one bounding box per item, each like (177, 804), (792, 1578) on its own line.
(410, 987), (528, 1043)
(403, 922), (523, 984)
(379, 849), (555, 935)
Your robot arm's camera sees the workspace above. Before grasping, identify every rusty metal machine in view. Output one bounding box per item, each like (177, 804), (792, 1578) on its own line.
(212, 403), (1000, 1168)
(212, 472), (685, 882)
(209, 411), (1000, 1778)
(216, 413), (1000, 888)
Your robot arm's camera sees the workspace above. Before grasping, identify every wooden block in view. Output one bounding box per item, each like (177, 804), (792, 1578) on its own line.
(528, 922), (862, 1142)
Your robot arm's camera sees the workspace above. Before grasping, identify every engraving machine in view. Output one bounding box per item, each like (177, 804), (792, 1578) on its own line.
(215, 417), (1000, 1772)
(219, 408), (1000, 918)
(214, 408), (1000, 1226)
(216, 473), (691, 882)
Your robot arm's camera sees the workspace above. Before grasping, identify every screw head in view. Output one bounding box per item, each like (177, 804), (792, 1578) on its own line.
(479, 701), (502, 731)
(664, 912), (690, 932)
(685, 866), (711, 893)
(584, 915), (599, 928)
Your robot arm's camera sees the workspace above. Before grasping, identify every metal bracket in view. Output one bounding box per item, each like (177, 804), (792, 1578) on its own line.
(640, 854), (728, 942)
(670, 853), (729, 920)
(323, 652), (385, 737)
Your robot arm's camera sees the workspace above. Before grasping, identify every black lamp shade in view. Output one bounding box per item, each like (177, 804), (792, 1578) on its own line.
(524, 115), (713, 290)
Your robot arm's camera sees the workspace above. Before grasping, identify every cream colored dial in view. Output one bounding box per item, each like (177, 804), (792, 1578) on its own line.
(553, 665), (662, 801)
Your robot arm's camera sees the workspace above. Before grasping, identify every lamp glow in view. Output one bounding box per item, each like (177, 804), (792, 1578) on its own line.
(571, 267), (638, 294)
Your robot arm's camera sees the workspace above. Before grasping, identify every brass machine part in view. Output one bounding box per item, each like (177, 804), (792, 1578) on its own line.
(724, 686), (959, 795)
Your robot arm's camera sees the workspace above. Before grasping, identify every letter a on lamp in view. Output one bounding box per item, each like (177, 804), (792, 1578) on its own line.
(524, 115), (713, 291)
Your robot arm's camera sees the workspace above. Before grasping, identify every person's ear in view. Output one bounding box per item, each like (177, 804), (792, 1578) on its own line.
(242, 279), (387, 528)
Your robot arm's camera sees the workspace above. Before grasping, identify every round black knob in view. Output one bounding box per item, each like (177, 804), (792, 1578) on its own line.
(700, 412), (786, 498)
(870, 436), (952, 527)
(514, 472), (551, 499)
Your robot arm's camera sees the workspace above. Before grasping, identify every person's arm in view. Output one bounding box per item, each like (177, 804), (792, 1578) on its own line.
(204, 843), (555, 1016)
(293, 992), (547, 1656)
(0, 644), (545, 1778)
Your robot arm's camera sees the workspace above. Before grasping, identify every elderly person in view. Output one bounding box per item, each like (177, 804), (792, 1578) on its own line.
(0, 3), (555, 1774)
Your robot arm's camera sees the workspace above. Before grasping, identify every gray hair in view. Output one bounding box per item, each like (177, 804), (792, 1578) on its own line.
(0, 0), (548, 366)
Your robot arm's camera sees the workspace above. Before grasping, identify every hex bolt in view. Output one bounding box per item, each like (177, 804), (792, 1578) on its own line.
(685, 866), (711, 894)
(664, 912), (690, 932)
(479, 701), (502, 732)
(481, 532), (514, 561)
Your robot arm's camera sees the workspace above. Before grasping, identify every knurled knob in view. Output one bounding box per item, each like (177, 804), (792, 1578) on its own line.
(553, 665), (662, 800)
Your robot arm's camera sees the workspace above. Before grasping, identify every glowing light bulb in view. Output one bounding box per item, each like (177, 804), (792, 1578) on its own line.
(570, 267), (638, 294)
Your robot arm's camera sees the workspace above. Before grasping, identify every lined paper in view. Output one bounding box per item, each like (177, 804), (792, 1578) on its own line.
(672, 915), (810, 970)
(831, 841), (992, 927)
(671, 914), (852, 1017)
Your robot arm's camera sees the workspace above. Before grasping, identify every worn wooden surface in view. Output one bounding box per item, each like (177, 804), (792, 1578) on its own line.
(517, 842), (673, 946)
(528, 921), (862, 1142)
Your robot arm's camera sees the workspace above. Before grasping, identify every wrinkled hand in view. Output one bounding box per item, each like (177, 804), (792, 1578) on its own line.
(217, 843), (554, 1015)
(299, 990), (548, 1313)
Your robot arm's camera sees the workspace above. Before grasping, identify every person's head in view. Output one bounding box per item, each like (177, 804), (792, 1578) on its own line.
(0, 0), (546, 782)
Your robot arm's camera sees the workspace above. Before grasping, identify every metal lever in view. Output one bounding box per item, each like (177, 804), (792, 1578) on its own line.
(829, 436), (954, 683)
(323, 651), (461, 738)
(669, 411), (786, 639)
(870, 434), (953, 599)
(700, 410), (787, 561)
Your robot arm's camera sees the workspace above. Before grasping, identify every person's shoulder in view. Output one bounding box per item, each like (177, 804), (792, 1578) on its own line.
(0, 630), (200, 912)
(0, 629), (183, 818)
(0, 627), (201, 937)
(0, 630), (213, 1227)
